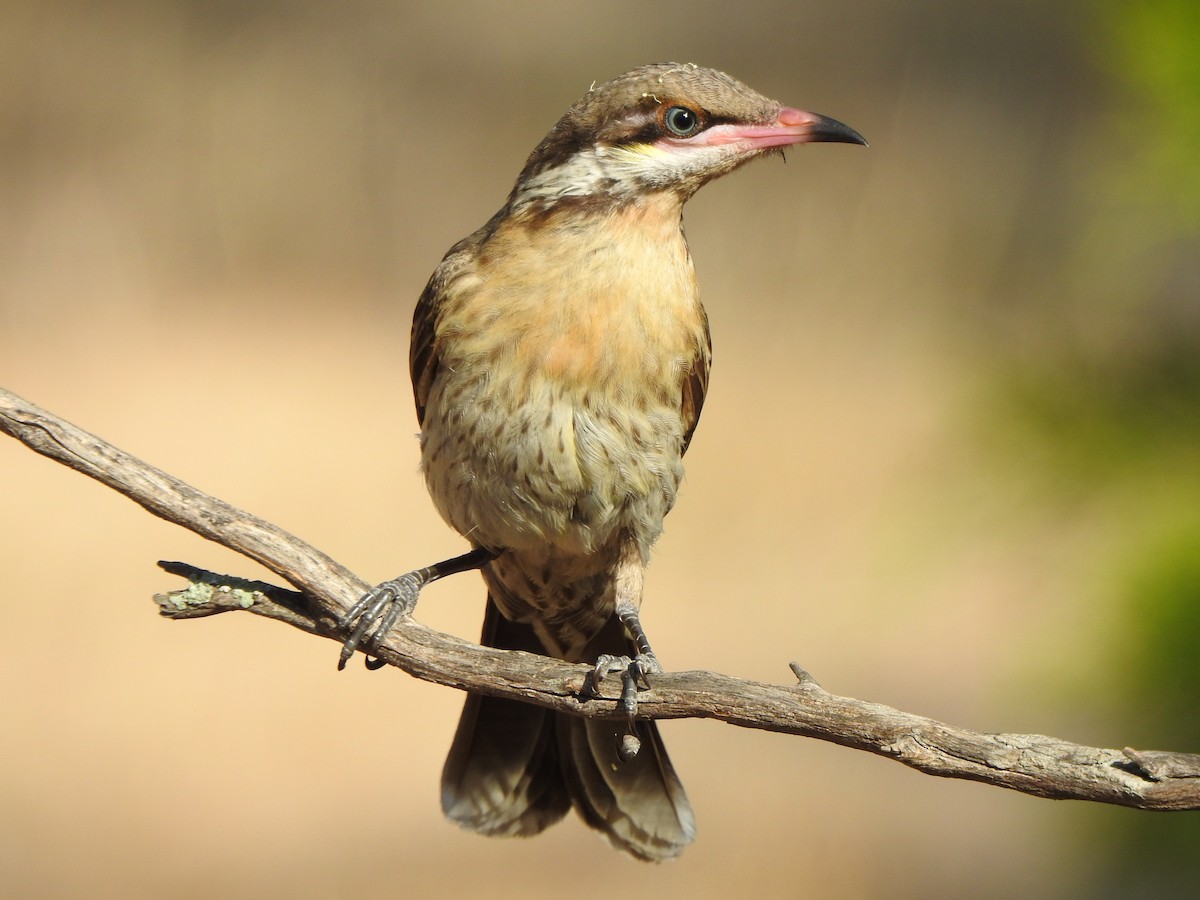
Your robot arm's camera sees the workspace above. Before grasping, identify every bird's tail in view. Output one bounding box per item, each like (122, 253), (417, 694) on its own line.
(440, 595), (695, 861)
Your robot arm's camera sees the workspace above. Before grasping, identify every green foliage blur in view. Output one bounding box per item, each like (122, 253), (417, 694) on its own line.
(995, 0), (1200, 562)
(998, 2), (1200, 892)
(1101, 0), (1200, 233)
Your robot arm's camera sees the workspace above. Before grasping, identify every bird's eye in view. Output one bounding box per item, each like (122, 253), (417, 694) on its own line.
(662, 105), (701, 137)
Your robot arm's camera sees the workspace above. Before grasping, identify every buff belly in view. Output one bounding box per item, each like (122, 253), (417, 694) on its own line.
(419, 371), (685, 564)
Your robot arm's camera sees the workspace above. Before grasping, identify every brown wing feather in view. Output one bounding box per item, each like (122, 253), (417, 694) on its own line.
(410, 219), (507, 426)
(679, 306), (712, 456)
(409, 276), (441, 427)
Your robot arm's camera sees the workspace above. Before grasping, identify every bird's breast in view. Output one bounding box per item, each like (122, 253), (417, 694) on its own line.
(421, 197), (707, 561)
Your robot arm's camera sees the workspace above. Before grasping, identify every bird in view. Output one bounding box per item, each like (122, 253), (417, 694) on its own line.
(338, 62), (866, 861)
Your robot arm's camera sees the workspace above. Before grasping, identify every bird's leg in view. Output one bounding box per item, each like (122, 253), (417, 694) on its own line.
(591, 599), (664, 759)
(337, 546), (496, 670)
(592, 600), (663, 694)
(587, 543), (664, 756)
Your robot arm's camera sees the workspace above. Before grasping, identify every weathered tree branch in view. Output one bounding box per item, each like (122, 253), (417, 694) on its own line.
(4, 385), (1199, 809)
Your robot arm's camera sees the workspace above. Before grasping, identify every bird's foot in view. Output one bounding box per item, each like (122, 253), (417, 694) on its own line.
(337, 547), (497, 670)
(592, 651), (663, 705)
(337, 572), (424, 670)
(590, 651), (663, 761)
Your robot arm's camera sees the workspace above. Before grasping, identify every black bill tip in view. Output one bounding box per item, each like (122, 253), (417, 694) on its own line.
(809, 114), (868, 147)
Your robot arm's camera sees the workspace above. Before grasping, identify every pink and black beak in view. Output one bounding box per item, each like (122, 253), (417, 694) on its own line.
(772, 107), (867, 147)
(697, 106), (867, 151)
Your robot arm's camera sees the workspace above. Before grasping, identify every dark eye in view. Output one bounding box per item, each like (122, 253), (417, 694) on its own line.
(663, 105), (700, 137)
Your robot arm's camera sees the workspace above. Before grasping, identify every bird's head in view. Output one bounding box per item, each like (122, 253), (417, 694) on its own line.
(509, 62), (866, 213)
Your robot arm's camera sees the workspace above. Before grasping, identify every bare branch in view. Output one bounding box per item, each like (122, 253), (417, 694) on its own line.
(4, 385), (1199, 811)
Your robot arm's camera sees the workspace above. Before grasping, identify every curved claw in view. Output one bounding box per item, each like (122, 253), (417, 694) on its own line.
(628, 651), (663, 686)
(591, 653), (630, 694)
(337, 573), (422, 670)
(590, 651), (662, 695)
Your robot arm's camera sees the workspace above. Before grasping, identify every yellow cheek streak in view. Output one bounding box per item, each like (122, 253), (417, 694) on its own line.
(626, 141), (668, 157)
(602, 140), (699, 186)
(608, 142), (669, 164)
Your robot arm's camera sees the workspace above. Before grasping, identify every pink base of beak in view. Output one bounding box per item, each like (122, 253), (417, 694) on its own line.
(697, 106), (867, 150)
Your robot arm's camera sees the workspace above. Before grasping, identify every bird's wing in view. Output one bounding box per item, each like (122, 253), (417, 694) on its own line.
(411, 226), (500, 426)
(679, 307), (712, 457)
(409, 275), (441, 427)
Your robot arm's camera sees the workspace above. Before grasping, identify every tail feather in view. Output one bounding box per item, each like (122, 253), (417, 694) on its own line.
(439, 595), (695, 860)
(559, 716), (695, 860)
(440, 600), (571, 835)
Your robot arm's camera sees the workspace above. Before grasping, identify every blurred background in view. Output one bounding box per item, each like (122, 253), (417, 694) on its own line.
(2, 1), (1198, 897)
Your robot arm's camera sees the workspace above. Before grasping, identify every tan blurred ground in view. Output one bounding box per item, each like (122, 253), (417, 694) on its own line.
(0, 2), (1168, 897)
